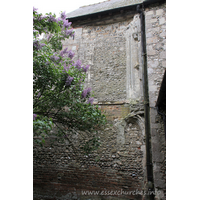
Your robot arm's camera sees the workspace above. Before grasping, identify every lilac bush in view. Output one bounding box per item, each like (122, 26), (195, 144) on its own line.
(87, 97), (94, 105)
(65, 76), (74, 86)
(33, 7), (106, 147)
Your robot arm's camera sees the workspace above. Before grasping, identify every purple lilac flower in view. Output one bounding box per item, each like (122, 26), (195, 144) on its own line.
(33, 7), (38, 12)
(63, 19), (72, 29)
(54, 56), (59, 61)
(50, 55), (60, 61)
(60, 47), (68, 57)
(40, 43), (45, 48)
(43, 27), (48, 33)
(63, 63), (67, 71)
(61, 11), (67, 20)
(87, 97), (94, 105)
(68, 50), (75, 59)
(33, 114), (37, 121)
(63, 47), (68, 53)
(42, 16), (48, 20)
(87, 87), (92, 95)
(48, 15), (57, 23)
(37, 15), (42, 21)
(60, 51), (64, 57)
(37, 92), (41, 98)
(81, 89), (88, 98)
(62, 64), (69, 73)
(70, 29), (74, 37)
(66, 76), (74, 86)
(47, 34), (52, 41)
(75, 60), (82, 69)
(65, 29), (74, 37)
(33, 40), (40, 50)
(57, 17), (62, 22)
(33, 41), (45, 50)
(38, 15), (48, 21)
(82, 65), (90, 72)
(81, 87), (92, 98)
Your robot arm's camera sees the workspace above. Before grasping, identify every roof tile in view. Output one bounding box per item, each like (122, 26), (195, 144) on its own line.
(67, 0), (144, 18)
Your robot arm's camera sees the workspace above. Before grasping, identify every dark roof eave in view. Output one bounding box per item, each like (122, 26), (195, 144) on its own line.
(67, 3), (140, 21)
(67, 0), (166, 21)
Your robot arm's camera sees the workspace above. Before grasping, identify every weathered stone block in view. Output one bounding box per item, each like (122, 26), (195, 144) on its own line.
(160, 51), (166, 59)
(147, 45), (157, 55)
(151, 123), (161, 129)
(156, 9), (164, 16)
(160, 30), (166, 37)
(148, 68), (154, 74)
(146, 10), (154, 16)
(161, 60), (166, 67)
(148, 59), (159, 68)
(152, 142), (164, 162)
(146, 31), (153, 38)
(159, 17), (165, 25)
(154, 179), (166, 188)
(147, 36), (158, 44)
(151, 27), (160, 33)
(150, 18), (158, 23)
(151, 128), (157, 137)
(149, 85), (158, 92)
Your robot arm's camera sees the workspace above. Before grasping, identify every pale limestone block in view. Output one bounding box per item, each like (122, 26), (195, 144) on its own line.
(159, 17), (165, 25)
(146, 10), (154, 16)
(160, 51), (166, 59)
(147, 36), (158, 44)
(156, 9), (164, 16)
(160, 30), (166, 37)
(147, 45), (157, 56)
(149, 85), (158, 92)
(152, 27), (160, 34)
(146, 31), (153, 38)
(72, 46), (76, 51)
(150, 18), (158, 23)
(148, 60), (159, 68)
(162, 60), (166, 67)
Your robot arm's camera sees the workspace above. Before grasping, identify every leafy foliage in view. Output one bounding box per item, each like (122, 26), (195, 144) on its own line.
(33, 8), (106, 150)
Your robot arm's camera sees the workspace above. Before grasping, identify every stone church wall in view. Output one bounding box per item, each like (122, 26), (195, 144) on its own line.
(33, 2), (166, 200)
(145, 3), (166, 200)
(34, 103), (147, 200)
